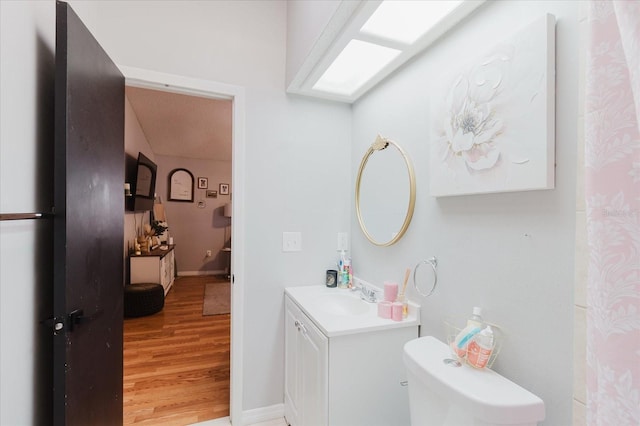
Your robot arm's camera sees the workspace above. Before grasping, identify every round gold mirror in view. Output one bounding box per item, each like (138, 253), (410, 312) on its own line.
(355, 135), (416, 246)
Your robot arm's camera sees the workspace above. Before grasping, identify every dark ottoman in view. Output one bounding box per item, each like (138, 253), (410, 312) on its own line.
(124, 283), (164, 318)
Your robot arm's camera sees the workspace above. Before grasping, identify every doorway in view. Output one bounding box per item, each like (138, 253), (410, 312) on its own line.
(122, 66), (245, 424)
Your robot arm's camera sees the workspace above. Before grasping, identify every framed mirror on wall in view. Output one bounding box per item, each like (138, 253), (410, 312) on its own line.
(355, 135), (416, 246)
(168, 168), (194, 202)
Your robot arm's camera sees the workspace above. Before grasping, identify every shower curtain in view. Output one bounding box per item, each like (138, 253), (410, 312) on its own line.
(586, 1), (640, 425)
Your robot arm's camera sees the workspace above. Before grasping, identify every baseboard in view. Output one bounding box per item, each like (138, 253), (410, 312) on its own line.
(243, 403), (285, 425)
(188, 416), (230, 426)
(186, 404), (284, 426)
(177, 270), (225, 277)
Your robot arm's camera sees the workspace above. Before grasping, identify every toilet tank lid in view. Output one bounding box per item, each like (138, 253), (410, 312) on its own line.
(403, 336), (545, 424)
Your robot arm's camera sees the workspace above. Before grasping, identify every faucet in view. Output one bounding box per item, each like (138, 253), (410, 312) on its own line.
(352, 282), (377, 303)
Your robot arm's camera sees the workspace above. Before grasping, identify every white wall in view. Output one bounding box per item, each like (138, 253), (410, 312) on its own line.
(242, 88), (351, 408)
(351, 2), (579, 425)
(66, 0), (352, 412)
(0, 1), (56, 424)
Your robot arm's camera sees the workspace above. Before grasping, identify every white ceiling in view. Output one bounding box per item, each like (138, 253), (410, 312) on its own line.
(126, 86), (232, 162)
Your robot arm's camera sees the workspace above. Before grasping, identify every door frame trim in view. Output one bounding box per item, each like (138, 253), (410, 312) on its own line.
(119, 65), (245, 425)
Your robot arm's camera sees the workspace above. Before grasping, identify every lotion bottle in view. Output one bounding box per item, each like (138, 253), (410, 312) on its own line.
(453, 307), (484, 358)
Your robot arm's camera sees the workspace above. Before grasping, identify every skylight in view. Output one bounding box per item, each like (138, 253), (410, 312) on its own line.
(286, 0), (485, 102)
(312, 40), (401, 96)
(360, 0), (464, 45)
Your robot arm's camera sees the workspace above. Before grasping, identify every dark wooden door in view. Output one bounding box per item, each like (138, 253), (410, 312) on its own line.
(53, 1), (124, 424)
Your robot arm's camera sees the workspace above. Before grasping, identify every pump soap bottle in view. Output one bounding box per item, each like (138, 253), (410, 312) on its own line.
(453, 307), (484, 359)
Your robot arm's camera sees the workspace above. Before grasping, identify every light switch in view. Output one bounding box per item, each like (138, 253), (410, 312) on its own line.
(282, 232), (302, 252)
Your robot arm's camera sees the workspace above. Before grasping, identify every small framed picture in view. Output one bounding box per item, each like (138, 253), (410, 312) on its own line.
(219, 183), (229, 195)
(197, 177), (208, 189)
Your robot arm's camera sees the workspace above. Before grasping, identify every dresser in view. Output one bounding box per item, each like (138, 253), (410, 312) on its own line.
(129, 245), (175, 296)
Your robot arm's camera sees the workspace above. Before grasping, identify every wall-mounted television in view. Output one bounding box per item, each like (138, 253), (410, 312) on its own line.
(129, 152), (157, 212)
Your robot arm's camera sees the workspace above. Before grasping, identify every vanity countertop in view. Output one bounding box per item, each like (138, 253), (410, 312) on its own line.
(285, 285), (420, 338)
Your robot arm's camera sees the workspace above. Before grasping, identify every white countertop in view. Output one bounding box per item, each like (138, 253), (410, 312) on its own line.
(285, 285), (421, 338)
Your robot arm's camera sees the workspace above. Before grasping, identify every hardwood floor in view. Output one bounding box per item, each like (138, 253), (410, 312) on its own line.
(124, 275), (230, 425)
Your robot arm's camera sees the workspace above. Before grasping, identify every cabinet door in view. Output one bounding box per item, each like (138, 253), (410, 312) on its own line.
(299, 314), (328, 426)
(284, 297), (328, 426)
(159, 257), (167, 287)
(167, 250), (175, 285)
(284, 299), (301, 425)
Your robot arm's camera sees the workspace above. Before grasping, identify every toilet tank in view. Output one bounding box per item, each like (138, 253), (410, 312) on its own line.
(403, 336), (545, 426)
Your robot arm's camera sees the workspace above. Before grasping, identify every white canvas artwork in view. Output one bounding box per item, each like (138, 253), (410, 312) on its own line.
(430, 14), (556, 197)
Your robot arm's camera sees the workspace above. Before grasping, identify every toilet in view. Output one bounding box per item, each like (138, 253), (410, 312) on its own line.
(403, 336), (545, 426)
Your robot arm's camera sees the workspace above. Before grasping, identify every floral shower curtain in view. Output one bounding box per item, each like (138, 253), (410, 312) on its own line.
(586, 1), (640, 425)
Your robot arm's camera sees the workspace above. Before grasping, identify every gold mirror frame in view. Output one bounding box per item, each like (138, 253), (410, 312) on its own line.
(355, 135), (416, 247)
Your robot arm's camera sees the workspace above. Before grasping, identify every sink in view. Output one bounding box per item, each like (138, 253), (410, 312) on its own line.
(313, 293), (369, 316)
(285, 285), (420, 337)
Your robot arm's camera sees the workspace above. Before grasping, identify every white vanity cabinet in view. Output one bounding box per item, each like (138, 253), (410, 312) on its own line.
(129, 245), (175, 296)
(284, 289), (419, 426)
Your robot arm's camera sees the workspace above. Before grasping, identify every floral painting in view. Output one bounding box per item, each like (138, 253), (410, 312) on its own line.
(430, 15), (556, 196)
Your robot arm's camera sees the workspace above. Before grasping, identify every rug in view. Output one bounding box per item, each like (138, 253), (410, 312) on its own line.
(202, 281), (231, 316)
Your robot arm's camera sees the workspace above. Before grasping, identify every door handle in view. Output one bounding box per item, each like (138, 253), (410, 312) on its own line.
(67, 309), (103, 332)
(0, 211), (55, 221)
(294, 319), (307, 335)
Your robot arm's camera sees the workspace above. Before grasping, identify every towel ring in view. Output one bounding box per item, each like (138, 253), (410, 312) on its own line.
(413, 257), (438, 298)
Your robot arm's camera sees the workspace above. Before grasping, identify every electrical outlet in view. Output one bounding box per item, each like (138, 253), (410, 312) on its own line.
(282, 232), (302, 252)
(206, 250), (212, 257)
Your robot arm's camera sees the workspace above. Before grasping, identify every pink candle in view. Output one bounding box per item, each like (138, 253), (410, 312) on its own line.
(384, 281), (398, 302)
(392, 302), (403, 321)
(378, 301), (392, 319)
